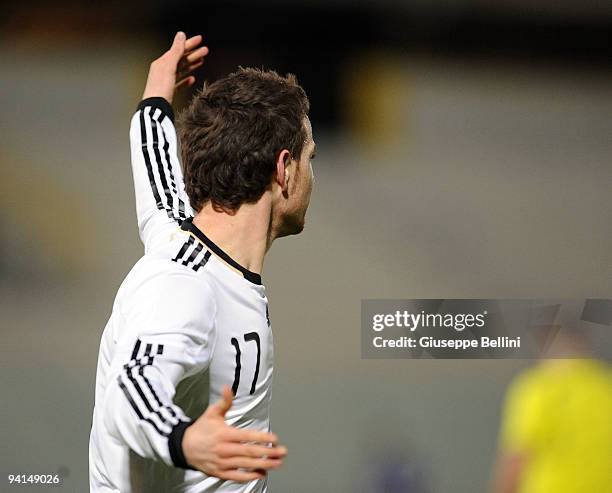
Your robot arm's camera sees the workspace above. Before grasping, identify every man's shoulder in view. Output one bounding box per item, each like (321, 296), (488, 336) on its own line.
(120, 251), (217, 323)
(125, 234), (216, 301)
(142, 228), (214, 278)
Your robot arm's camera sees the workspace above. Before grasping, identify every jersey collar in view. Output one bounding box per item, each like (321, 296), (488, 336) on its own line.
(180, 217), (263, 285)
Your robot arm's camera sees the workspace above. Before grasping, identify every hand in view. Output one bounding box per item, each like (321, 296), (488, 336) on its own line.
(182, 385), (288, 482)
(142, 31), (209, 104)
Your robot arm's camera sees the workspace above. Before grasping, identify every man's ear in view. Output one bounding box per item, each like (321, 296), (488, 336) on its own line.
(275, 149), (291, 192)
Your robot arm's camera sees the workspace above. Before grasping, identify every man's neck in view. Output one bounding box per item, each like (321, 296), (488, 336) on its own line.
(192, 197), (273, 275)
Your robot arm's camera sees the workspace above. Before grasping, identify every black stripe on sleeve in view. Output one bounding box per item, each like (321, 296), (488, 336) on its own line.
(118, 339), (183, 437)
(124, 358), (173, 434)
(172, 236), (195, 263)
(118, 374), (170, 437)
(154, 112), (187, 220)
(193, 250), (212, 272)
(140, 108), (165, 213)
(182, 242), (203, 267)
(119, 337), (197, 468)
(149, 112), (176, 221)
(138, 344), (179, 423)
(172, 237), (212, 272)
(131, 339), (142, 360)
(139, 105), (183, 224)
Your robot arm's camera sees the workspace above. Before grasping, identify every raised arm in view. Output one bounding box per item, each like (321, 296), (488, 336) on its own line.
(130, 32), (208, 251)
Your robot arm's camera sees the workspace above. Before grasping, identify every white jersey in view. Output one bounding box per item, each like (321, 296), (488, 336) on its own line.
(89, 97), (274, 493)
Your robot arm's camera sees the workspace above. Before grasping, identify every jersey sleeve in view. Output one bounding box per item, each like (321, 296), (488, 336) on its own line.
(129, 97), (194, 252)
(102, 271), (216, 469)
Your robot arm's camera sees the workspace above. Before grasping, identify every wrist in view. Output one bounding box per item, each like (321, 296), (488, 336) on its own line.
(168, 420), (196, 470)
(137, 97), (175, 123)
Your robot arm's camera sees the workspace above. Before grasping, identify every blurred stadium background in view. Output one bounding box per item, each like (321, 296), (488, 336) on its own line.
(1, 1), (611, 492)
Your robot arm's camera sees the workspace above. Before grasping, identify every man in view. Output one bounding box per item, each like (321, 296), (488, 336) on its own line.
(491, 327), (612, 493)
(89, 31), (315, 492)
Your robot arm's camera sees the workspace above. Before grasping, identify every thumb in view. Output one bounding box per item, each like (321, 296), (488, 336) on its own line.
(169, 31), (186, 58)
(205, 385), (234, 418)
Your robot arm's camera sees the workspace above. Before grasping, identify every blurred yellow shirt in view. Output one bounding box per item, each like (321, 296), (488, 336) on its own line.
(500, 359), (612, 493)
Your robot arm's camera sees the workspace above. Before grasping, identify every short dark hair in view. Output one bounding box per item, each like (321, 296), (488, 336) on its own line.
(178, 67), (310, 212)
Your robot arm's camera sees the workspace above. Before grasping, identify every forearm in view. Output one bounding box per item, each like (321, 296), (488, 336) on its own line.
(130, 97), (192, 249)
(103, 338), (195, 468)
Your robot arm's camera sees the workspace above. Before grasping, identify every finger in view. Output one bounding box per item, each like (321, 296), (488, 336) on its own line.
(177, 65), (204, 85)
(216, 470), (265, 483)
(169, 31), (187, 58)
(218, 456), (283, 471)
(218, 385), (234, 415)
(178, 59), (204, 78)
(205, 385), (234, 418)
(185, 46), (209, 64)
(175, 76), (196, 90)
(185, 34), (203, 52)
(216, 443), (288, 459)
(222, 428), (278, 445)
